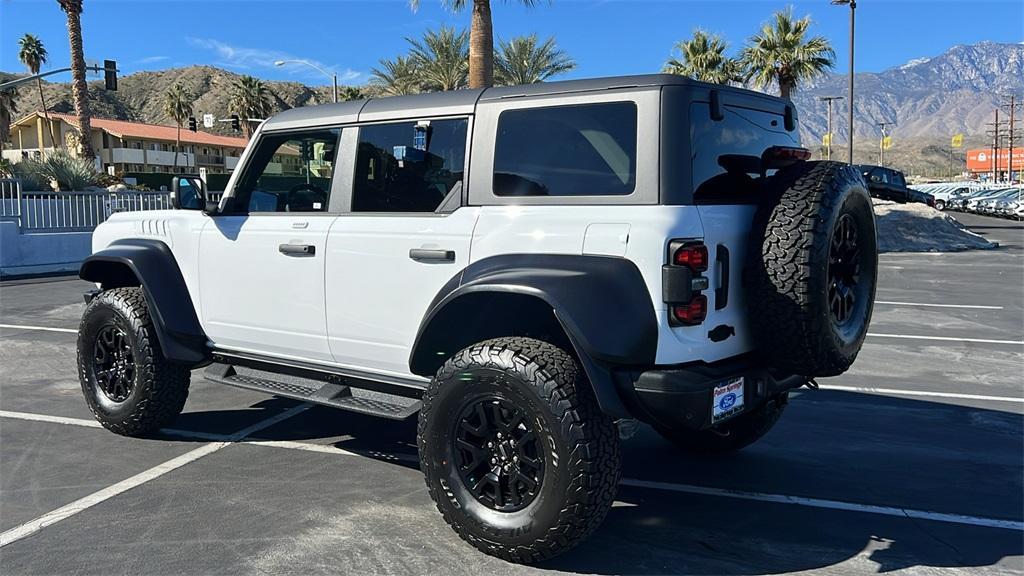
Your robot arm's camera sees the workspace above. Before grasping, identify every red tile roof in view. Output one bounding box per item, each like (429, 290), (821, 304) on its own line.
(16, 112), (248, 149)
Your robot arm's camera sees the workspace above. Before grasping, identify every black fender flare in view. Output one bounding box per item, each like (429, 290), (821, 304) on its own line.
(410, 254), (658, 417)
(79, 238), (208, 365)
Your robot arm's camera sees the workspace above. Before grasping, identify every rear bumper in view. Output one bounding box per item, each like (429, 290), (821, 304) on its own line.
(617, 355), (806, 431)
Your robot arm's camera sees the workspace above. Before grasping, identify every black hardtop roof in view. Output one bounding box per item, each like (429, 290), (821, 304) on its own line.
(261, 74), (786, 130)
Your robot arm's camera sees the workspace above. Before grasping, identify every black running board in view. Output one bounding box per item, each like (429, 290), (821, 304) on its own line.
(204, 356), (424, 420)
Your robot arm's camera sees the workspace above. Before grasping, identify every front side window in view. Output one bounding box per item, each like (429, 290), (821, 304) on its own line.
(493, 102), (637, 197)
(352, 118), (468, 213)
(233, 129), (340, 213)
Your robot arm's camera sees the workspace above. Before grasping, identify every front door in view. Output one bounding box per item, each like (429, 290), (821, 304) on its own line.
(325, 117), (478, 377)
(199, 128), (342, 363)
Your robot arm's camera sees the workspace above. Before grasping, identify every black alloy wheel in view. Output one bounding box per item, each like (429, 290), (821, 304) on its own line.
(452, 395), (545, 512)
(828, 213), (861, 326)
(92, 324), (135, 402)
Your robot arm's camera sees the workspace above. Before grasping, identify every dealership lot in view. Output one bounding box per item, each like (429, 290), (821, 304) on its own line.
(0, 211), (1021, 575)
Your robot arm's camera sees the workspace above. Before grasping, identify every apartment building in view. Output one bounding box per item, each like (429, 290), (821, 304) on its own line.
(3, 112), (248, 175)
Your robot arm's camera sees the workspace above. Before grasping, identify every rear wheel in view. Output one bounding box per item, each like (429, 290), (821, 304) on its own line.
(935, 199), (946, 211)
(418, 337), (620, 564)
(655, 393), (788, 454)
(77, 287), (191, 436)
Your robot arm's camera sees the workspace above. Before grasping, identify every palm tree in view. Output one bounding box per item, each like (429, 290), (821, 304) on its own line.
(228, 75), (271, 139)
(409, 0), (544, 89)
(664, 30), (744, 86)
(57, 0), (94, 159)
(408, 26), (469, 92)
(494, 34), (575, 86)
(163, 83), (193, 173)
(18, 34), (59, 153)
(0, 88), (18, 155)
(740, 8), (835, 100)
(370, 55), (422, 96)
(340, 86), (366, 102)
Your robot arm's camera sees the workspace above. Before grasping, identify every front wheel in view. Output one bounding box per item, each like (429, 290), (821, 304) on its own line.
(77, 287), (191, 436)
(656, 393), (789, 454)
(418, 337), (620, 564)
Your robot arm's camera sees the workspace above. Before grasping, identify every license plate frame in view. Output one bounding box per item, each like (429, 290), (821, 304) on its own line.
(711, 376), (745, 424)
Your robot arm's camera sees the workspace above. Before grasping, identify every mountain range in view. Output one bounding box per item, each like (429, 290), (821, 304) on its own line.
(3, 41), (1022, 176)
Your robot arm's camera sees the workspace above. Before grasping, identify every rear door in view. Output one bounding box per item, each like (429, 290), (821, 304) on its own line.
(325, 117), (478, 377)
(689, 101), (802, 359)
(198, 128), (342, 363)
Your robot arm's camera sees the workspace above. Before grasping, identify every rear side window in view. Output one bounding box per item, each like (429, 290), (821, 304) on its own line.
(493, 102), (637, 197)
(352, 118), (467, 213)
(690, 103), (799, 203)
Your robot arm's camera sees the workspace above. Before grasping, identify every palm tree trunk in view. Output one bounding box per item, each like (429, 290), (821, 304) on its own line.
(779, 81), (793, 100)
(468, 0), (494, 89)
(175, 125), (181, 173)
(64, 6), (94, 160)
(36, 78), (58, 153)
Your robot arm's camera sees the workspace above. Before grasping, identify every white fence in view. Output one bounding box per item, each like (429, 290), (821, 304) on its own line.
(1, 179), (224, 232)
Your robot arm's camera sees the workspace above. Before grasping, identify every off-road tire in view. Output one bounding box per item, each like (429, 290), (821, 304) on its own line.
(747, 161), (877, 377)
(655, 393), (788, 454)
(77, 287), (191, 436)
(418, 337), (620, 564)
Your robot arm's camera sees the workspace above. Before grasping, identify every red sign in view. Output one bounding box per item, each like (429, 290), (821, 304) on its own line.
(966, 148), (1024, 172)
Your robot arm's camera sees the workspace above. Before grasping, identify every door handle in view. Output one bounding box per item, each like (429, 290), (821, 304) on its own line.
(409, 248), (455, 262)
(279, 243), (316, 256)
(715, 244), (730, 310)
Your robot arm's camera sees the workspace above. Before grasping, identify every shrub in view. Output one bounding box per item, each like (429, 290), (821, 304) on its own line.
(34, 150), (101, 191)
(8, 158), (50, 191)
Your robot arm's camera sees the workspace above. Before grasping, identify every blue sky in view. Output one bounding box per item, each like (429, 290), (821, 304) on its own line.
(1, 0), (1022, 87)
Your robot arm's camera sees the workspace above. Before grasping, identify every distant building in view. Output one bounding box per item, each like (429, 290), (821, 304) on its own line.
(3, 112), (248, 175)
(966, 147), (1023, 181)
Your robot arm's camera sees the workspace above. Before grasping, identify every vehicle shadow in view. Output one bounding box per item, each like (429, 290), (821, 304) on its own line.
(163, 390), (1023, 574)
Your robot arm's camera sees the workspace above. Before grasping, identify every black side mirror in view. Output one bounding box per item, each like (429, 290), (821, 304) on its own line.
(171, 176), (206, 210)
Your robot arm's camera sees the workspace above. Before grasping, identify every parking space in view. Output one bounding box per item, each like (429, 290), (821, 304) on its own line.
(1, 212), (1021, 575)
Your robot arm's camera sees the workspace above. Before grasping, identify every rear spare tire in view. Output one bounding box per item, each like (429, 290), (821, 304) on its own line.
(746, 161), (877, 377)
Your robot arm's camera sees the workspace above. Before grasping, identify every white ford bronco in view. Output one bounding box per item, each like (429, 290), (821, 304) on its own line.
(76, 75), (877, 563)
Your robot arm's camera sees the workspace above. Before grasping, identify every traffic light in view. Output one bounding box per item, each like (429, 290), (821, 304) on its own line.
(187, 117), (197, 132)
(103, 60), (117, 91)
(230, 114), (241, 132)
(299, 140), (312, 161)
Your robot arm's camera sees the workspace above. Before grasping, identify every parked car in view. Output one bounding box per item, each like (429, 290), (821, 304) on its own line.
(74, 74), (878, 563)
(858, 165), (934, 207)
(966, 188), (1015, 213)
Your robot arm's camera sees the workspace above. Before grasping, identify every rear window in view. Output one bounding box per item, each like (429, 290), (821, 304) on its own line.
(690, 103), (799, 203)
(493, 102), (637, 197)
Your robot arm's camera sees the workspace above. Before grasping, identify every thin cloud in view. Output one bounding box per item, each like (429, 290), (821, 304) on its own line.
(137, 56), (170, 64)
(186, 37), (362, 83)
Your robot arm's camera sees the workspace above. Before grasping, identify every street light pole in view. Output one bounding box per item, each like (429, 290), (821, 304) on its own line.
(274, 59), (338, 103)
(820, 96), (844, 161)
(832, 0), (856, 164)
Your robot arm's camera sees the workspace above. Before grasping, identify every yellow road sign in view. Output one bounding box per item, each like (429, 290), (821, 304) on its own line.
(951, 133), (964, 148)
(822, 133), (833, 146)
(882, 136), (893, 150)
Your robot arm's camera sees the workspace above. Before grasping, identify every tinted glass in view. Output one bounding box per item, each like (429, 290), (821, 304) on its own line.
(493, 102), (637, 197)
(352, 118), (467, 212)
(690, 103), (799, 203)
(234, 129), (340, 213)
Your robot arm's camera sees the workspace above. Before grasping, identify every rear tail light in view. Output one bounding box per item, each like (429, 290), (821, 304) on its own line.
(665, 240), (709, 327)
(762, 146), (812, 169)
(672, 295), (707, 326)
(673, 243), (708, 272)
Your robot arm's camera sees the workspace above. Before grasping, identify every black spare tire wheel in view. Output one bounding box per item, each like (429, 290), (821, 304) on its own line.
(746, 161), (877, 377)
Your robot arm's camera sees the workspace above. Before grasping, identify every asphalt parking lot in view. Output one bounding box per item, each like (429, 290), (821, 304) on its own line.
(1, 211), (1021, 575)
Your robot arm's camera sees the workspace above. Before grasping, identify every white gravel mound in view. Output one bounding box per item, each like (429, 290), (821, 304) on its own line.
(872, 200), (997, 253)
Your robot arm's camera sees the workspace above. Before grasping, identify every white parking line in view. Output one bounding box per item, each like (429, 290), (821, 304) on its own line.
(0, 403), (311, 548)
(875, 301), (1005, 310)
(0, 324), (77, 334)
(819, 386), (1024, 403)
(2, 409), (1022, 533)
(619, 479), (1024, 531)
(867, 333), (1024, 345)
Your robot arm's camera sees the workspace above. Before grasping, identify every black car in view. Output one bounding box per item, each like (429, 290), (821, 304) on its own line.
(857, 165), (935, 207)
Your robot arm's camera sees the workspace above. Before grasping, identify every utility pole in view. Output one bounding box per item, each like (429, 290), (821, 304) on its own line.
(986, 109), (1001, 182)
(820, 96), (844, 161)
(877, 121), (894, 165)
(999, 94), (1020, 183)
